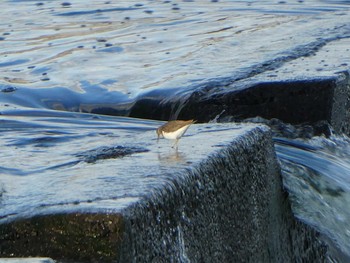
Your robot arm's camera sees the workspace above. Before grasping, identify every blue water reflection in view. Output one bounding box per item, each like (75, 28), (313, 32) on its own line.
(275, 136), (350, 261)
(1, 0), (350, 115)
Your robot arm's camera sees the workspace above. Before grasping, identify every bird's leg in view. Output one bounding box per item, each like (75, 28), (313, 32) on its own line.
(156, 130), (162, 143)
(172, 139), (179, 149)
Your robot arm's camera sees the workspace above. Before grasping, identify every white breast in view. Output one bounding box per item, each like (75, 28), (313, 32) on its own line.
(162, 125), (190, 140)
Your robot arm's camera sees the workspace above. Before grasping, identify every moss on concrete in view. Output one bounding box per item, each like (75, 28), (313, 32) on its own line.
(0, 213), (124, 263)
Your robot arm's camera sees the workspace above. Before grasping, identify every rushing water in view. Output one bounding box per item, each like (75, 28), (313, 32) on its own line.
(275, 135), (350, 262)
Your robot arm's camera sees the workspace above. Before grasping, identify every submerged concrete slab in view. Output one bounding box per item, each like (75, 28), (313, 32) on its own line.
(177, 72), (350, 134)
(125, 14), (350, 134)
(0, 117), (327, 262)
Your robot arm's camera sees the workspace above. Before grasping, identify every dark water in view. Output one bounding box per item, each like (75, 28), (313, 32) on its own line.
(1, 0), (350, 261)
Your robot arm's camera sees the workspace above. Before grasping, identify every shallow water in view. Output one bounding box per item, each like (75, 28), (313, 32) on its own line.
(0, 108), (159, 220)
(1, 0), (350, 116)
(0, 107), (252, 224)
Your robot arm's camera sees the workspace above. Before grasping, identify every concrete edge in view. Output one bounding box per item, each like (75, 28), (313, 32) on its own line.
(119, 125), (327, 262)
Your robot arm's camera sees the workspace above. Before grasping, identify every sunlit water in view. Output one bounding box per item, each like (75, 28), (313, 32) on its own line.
(0, 107), (253, 223)
(1, 0), (350, 261)
(0, 108), (160, 220)
(1, 0), (350, 114)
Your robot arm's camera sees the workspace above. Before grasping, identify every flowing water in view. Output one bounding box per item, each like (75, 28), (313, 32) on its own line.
(275, 135), (350, 262)
(1, 0), (350, 115)
(2, 0), (350, 261)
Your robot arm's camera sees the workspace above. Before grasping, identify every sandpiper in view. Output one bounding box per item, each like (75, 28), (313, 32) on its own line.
(156, 119), (195, 149)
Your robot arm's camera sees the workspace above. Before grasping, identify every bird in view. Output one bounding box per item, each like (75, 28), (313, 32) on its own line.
(156, 119), (195, 149)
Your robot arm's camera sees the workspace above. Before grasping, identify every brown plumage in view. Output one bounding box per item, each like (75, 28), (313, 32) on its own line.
(156, 120), (195, 148)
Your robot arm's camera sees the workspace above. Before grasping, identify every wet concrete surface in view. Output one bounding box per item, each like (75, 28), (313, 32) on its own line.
(0, 122), (327, 262)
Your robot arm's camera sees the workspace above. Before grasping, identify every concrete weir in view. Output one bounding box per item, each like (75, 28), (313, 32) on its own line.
(0, 124), (326, 262)
(129, 72), (350, 136)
